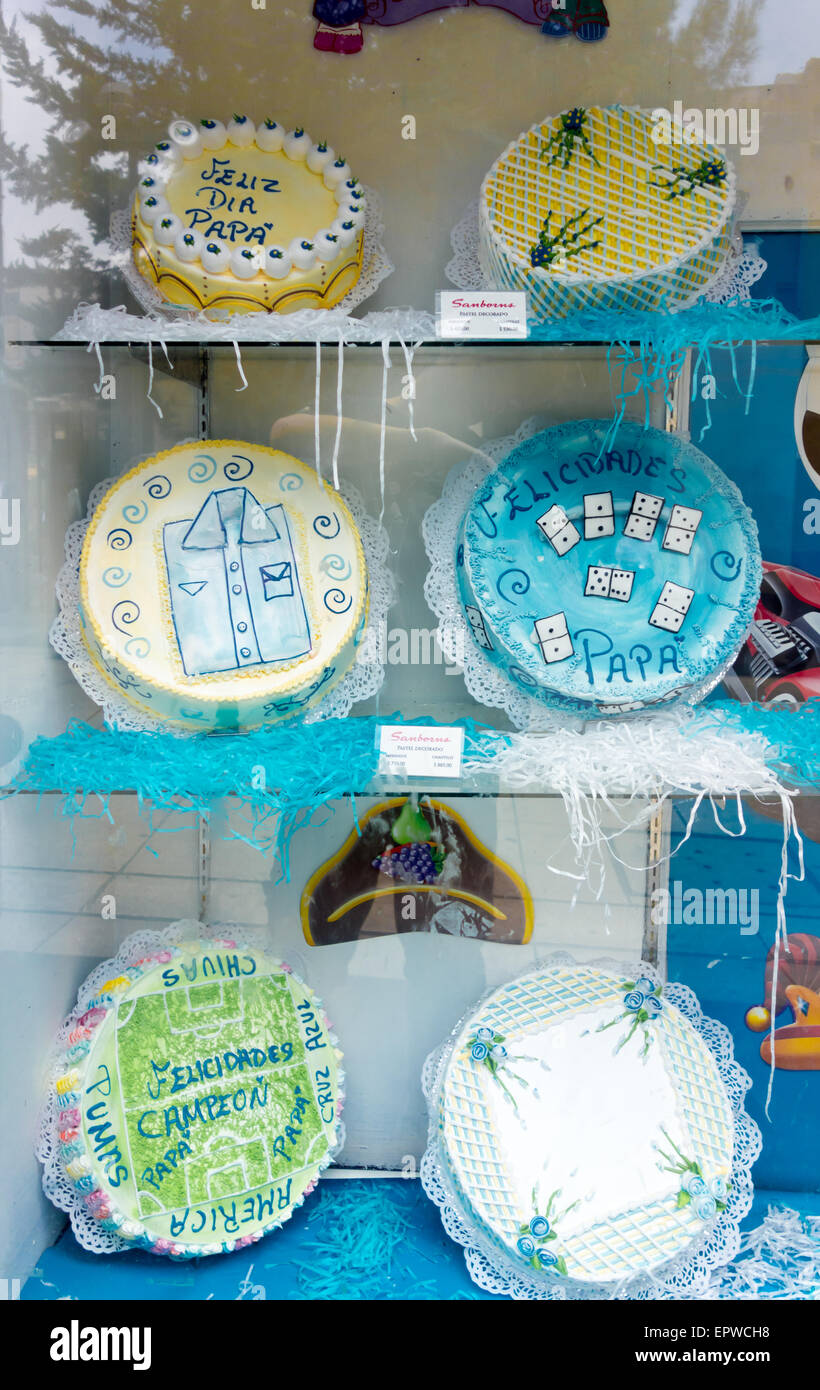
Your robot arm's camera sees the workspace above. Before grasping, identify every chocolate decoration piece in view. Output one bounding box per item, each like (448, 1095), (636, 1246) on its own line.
(301, 798), (533, 945)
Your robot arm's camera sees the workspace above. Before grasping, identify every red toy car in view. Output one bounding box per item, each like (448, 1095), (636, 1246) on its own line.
(722, 561), (820, 706)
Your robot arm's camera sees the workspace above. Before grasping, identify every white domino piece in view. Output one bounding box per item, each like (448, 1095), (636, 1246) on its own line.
(584, 491), (614, 517)
(649, 603), (685, 633)
(658, 580), (694, 614)
(584, 514), (616, 540)
(630, 491), (665, 520)
(649, 580), (694, 633)
(585, 565), (612, 598)
(609, 568), (634, 602)
(535, 612), (567, 642)
(464, 603), (493, 650)
(668, 504), (703, 532)
(662, 525), (695, 555)
(663, 504), (702, 554)
(549, 520), (581, 556)
(583, 491), (615, 539)
(535, 612), (573, 664)
(623, 511), (658, 542)
(536, 504), (570, 539)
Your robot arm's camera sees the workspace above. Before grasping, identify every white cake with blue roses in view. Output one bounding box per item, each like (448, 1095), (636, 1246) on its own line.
(433, 964), (737, 1286)
(456, 419), (760, 715)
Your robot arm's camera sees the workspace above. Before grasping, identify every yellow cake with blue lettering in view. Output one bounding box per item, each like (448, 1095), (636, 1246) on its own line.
(78, 440), (368, 731)
(132, 117), (366, 314)
(479, 105), (736, 319)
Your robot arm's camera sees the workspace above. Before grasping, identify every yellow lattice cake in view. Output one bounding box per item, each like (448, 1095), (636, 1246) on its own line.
(479, 105), (736, 319)
(132, 118), (366, 314)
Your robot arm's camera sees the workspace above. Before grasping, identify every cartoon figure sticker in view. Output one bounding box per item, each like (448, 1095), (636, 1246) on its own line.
(745, 933), (820, 1070)
(312, 1), (609, 56)
(301, 796), (533, 944)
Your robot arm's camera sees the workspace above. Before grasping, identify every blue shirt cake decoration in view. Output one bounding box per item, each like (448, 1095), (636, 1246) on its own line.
(455, 419), (761, 716)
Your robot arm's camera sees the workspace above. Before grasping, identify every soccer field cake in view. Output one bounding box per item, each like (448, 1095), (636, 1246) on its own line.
(425, 963), (745, 1289)
(48, 938), (343, 1257)
(478, 105), (735, 318)
(455, 418), (761, 715)
(75, 439), (368, 731)
(132, 116), (366, 313)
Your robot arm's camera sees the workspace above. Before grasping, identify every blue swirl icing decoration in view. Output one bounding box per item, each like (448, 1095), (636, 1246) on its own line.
(188, 454), (217, 483)
(319, 554), (352, 580)
(111, 600), (141, 636)
(102, 567), (132, 588)
(509, 665), (538, 689)
(224, 454), (253, 481)
(323, 588), (352, 614)
(124, 636), (151, 659)
(313, 513), (340, 539)
(496, 568), (531, 603)
(106, 528), (132, 550)
(711, 551), (742, 582)
(279, 473), (304, 492)
(143, 474), (171, 499)
(122, 500), (148, 525)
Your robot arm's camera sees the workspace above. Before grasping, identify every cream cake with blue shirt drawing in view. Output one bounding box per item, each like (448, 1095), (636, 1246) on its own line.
(78, 440), (367, 730)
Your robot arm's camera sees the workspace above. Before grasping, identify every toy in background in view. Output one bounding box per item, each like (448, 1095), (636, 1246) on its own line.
(745, 934), (820, 1071)
(795, 345), (820, 490)
(723, 561), (820, 709)
(312, 1), (608, 55)
(301, 796), (533, 944)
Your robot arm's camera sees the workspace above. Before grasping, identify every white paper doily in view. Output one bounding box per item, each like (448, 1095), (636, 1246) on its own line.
(37, 921), (346, 1257)
(50, 466), (395, 734)
(445, 201), (768, 306)
(420, 952), (761, 1301)
(111, 184), (393, 329)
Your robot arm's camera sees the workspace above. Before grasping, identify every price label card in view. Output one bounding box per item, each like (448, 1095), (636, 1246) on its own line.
(437, 290), (528, 340)
(378, 724), (465, 779)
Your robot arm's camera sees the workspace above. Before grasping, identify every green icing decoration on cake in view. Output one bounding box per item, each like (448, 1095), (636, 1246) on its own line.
(55, 938), (343, 1258)
(529, 208), (604, 271)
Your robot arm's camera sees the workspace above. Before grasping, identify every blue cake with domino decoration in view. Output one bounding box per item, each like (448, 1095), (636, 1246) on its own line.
(456, 419), (761, 716)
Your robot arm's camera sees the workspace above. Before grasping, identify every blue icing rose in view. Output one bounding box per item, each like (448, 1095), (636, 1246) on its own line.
(529, 1215), (550, 1238)
(709, 1175), (728, 1202)
(644, 995), (663, 1017)
(695, 1193), (718, 1221)
(635, 976), (656, 994)
(624, 990), (645, 1012)
(539, 1248), (558, 1266)
(683, 1172), (707, 1197)
(517, 1235), (536, 1258)
(490, 1044), (507, 1061)
(471, 1041), (489, 1062)
(475, 1027), (494, 1043)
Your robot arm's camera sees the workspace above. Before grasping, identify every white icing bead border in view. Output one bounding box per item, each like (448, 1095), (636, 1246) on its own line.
(135, 117), (367, 283)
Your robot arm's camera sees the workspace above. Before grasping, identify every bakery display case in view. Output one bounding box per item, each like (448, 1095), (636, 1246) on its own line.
(1, 0), (819, 1318)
